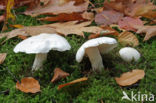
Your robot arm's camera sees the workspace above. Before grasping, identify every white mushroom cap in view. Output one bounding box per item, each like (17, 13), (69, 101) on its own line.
(14, 33), (71, 53)
(119, 47), (141, 62)
(76, 37), (117, 62)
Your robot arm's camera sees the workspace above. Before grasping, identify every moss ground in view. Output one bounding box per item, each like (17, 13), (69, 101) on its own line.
(0, 1), (156, 103)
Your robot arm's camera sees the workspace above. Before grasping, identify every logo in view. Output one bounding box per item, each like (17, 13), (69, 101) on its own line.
(122, 91), (155, 102)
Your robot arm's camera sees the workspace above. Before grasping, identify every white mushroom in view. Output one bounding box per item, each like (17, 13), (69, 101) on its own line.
(119, 47), (141, 62)
(14, 33), (71, 71)
(76, 37), (117, 72)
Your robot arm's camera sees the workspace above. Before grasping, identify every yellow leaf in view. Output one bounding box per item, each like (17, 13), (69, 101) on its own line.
(6, 0), (15, 20)
(10, 24), (24, 28)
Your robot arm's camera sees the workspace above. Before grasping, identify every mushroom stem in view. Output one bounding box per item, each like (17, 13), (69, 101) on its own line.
(32, 53), (47, 71)
(86, 47), (104, 72)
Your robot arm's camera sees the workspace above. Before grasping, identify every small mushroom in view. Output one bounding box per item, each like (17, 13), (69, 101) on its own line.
(14, 33), (71, 71)
(119, 47), (140, 62)
(76, 37), (117, 72)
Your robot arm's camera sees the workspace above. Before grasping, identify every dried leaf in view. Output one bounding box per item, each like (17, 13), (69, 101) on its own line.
(6, 0), (15, 20)
(95, 10), (123, 26)
(16, 77), (40, 93)
(58, 77), (88, 90)
(118, 31), (139, 47)
(39, 13), (85, 22)
(136, 26), (156, 41)
(88, 26), (119, 39)
(0, 15), (5, 22)
(49, 21), (104, 36)
(0, 25), (56, 40)
(10, 24), (24, 28)
(24, 0), (89, 16)
(118, 17), (144, 31)
(0, 53), (7, 64)
(18, 35), (28, 40)
(115, 69), (145, 86)
(51, 68), (69, 83)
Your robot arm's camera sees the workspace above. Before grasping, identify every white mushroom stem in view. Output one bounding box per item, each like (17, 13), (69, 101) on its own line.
(86, 47), (104, 72)
(32, 53), (47, 71)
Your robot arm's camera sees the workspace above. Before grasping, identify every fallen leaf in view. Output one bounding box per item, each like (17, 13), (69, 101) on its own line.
(49, 21), (104, 36)
(24, 0), (89, 17)
(95, 10), (123, 26)
(88, 26), (119, 39)
(6, 0), (15, 20)
(18, 35), (28, 40)
(58, 77), (88, 90)
(51, 68), (69, 83)
(0, 15), (5, 22)
(0, 25), (56, 40)
(118, 31), (139, 47)
(115, 69), (145, 86)
(136, 26), (156, 41)
(10, 24), (24, 28)
(16, 77), (40, 93)
(0, 53), (7, 64)
(118, 17), (144, 31)
(38, 13), (86, 22)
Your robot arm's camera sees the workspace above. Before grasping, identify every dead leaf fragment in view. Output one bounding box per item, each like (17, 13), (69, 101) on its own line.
(16, 77), (40, 93)
(137, 26), (156, 41)
(118, 31), (139, 47)
(0, 53), (7, 64)
(115, 69), (145, 86)
(39, 13), (85, 22)
(58, 77), (88, 90)
(51, 68), (69, 83)
(0, 15), (5, 22)
(24, 0), (89, 16)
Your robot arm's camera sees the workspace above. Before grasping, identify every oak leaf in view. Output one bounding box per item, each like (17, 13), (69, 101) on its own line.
(38, 12), (93, 22)
(0, 53), (7, 64)
(24, 0), (89, 17)
(58, 77), (88, 90)
(16, 77), (40, 93)
(95, 10), (123, 26)
(136, 26), (156, 41)
(118, 17), (143, 31)
(51, 68), (69, 83)
(49, 21), (104, 36)
(115, 69), (145, 86)
(118, 31), (139, 47)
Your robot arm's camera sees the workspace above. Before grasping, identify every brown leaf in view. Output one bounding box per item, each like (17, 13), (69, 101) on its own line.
(0, 15), (5, 22)
(58, 77), (88, 90)
(136, 26), (156, 41)
(38, 13), (85, 22)
(0, 53), (7, 64)
(88, 26), (119, 39)
(95, 10), (123, 26)
(49, 21), (104, 36)
(118, 31), (139, 47)
(115, 69), (145, 86)
(118, 17), (144, 31)
(10, 24), (24, 28)
(18, 35), (28, 40)
(51, 68), (69, 83)
(16, 77), (40, 93)
(0, 25), (56, 40)
(24, 0), (89, 17)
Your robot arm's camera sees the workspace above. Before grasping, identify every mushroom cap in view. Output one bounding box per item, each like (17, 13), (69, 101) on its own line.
(76, 37), (118, 62)
(14, 33), (71, 54)
(119, 47), (140, 62)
